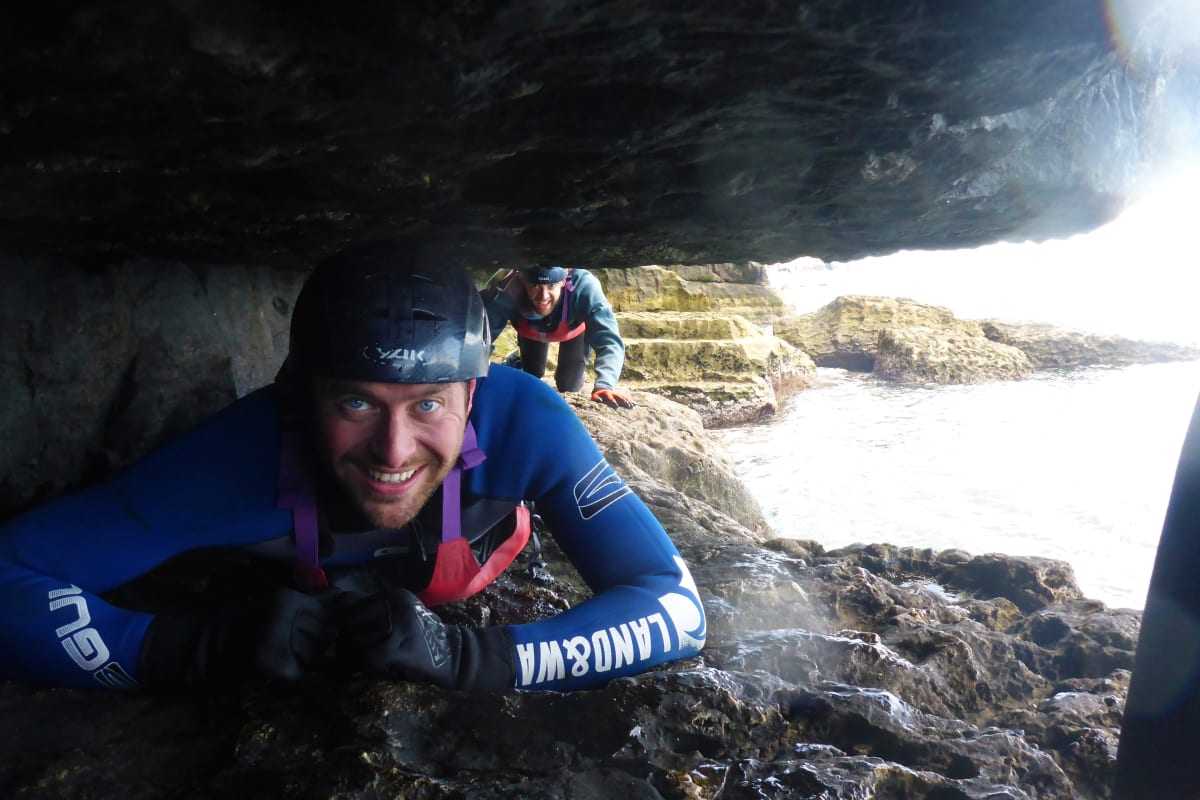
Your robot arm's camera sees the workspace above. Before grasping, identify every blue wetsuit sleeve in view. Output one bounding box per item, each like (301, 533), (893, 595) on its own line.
(469, 367), (705, 690)
(0, 387), (292, 690)
(0, 556), (153, 689)
(570, 270), (625, 390)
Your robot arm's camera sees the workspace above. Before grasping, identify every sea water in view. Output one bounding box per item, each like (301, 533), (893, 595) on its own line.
(719, 360), (1200, 610)
(718, 168), (1200, 609)
(718, 226), (1200, 609)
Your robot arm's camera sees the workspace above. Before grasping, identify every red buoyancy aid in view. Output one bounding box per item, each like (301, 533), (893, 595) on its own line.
(277, 422), (531, 605)
(513, 272), (586, 343)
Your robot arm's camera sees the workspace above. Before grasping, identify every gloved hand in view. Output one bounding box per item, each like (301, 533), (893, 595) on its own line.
(591, 387), (636, 409)
(137, 587), (335, 691)
(331, 588), (515, 692)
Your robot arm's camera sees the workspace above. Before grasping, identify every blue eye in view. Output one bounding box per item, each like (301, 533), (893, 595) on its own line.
(341, 397), (371, 412)
(417, 398), (441, 413)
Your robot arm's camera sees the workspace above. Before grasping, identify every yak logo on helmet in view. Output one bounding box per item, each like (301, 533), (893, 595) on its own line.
(363, 344), (428, 366)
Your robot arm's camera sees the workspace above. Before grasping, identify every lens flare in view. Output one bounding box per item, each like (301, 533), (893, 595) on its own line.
(1105, 0), (1200, 68)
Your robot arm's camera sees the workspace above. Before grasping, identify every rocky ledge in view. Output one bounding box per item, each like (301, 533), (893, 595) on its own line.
(491, 263), (818, 429)
(603, 264), (815, 429)
(549, 276), (1200, 429)
(0, 391), (1138, 799)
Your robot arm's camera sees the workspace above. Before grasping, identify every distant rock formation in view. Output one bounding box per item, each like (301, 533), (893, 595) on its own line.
(875, 326), (1034, 383)
(981, 320), (1200, 368)
(775, 295), (1200, 385)
(496, 283), (1200, 428)
(775, 295), (988, 373)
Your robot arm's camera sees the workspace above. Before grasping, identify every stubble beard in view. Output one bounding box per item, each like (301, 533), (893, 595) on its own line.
(350, 454), (458, 530)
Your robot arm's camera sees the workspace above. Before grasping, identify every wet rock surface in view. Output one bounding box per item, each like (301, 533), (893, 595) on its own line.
(0, 392), (1137, 799)
(874, 326), (1034, 384)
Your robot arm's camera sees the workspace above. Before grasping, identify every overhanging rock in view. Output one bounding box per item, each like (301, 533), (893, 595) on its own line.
(1, 1), (1195, 269)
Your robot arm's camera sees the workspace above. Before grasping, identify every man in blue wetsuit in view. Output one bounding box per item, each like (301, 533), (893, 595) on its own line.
(0, 240), (705, 693)
(483, 265), (636, 409)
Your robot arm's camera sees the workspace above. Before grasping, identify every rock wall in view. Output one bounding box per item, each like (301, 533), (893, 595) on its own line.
(598, 264), (786, 323)
(595, 266), (816, 428)
(0, 256), (305, 518)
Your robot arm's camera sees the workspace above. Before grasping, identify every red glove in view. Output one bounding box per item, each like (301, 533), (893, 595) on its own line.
(591, 387), (636, 409)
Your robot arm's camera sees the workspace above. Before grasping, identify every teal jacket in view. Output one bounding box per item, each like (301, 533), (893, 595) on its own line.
(483, 268), (626, 390)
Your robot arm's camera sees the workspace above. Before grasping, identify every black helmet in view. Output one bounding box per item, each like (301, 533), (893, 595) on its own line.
(520, 265), (568, 285)
(288, 240), (490, 383)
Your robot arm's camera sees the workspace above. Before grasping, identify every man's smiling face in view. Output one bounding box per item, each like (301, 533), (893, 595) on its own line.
(523, 278), (565, 317)
(312, 378), (474, 529)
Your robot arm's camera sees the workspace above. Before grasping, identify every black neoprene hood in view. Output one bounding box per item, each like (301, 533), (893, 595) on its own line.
(288, 241), (491, 384)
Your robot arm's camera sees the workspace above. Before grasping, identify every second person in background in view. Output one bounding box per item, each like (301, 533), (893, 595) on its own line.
(482, 265), (635, 409)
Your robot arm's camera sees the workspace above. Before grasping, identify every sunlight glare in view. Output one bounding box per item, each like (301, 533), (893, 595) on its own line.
(772, 162), (1200, 344)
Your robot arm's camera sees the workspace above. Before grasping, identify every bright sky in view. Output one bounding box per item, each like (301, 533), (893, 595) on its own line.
(773, 162), (1200, 344)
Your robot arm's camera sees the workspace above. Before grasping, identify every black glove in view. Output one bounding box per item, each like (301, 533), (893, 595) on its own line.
(137, 588), (335, 691)
(332, 588), (515, 692)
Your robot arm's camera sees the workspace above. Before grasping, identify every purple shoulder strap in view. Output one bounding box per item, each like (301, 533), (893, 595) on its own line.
(559, 273), (576, 327)
(441, 421), (487, 542)
(276, 430), (323, 585)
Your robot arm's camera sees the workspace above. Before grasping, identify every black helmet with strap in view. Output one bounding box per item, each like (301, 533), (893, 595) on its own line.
(287, 239), (491, 384)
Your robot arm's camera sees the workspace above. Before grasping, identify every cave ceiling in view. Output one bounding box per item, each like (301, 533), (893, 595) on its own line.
(1, 1), (1195, 271)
